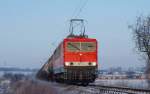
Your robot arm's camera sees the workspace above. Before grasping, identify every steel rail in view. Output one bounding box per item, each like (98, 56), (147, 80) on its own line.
(88, 84), (150, 94)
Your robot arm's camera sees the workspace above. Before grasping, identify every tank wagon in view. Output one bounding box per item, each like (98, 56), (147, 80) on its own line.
(36, 19), (98, 85)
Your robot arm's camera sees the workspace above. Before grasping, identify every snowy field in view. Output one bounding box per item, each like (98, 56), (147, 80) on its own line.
(94, 79), (149, 89)
(0, 71), (34, 77)
(8, 79), (150, 94)
(44, 79), (150, 94)
(1, 73), (150, 94)
(0, 72), (3, 77)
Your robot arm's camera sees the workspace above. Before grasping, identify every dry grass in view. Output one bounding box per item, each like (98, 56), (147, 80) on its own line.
(13, 80), (58, 94)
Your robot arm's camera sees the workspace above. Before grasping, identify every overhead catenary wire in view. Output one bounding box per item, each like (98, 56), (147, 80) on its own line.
(74, 0), (89, 19)
(68, 0), (89, 37)
(70, 0), (83, 19)
(71, 0), (89, 19)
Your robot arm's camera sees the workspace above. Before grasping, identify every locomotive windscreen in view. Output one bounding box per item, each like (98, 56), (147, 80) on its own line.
(67, 42), (96, 52)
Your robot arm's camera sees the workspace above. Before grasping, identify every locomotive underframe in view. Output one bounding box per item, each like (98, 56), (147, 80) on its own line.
(52, 66), (98, 85)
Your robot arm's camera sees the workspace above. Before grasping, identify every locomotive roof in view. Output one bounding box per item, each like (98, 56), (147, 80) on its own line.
(64, 37), (97, 41)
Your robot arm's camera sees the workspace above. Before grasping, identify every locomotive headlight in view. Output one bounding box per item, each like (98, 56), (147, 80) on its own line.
(92, 62), (96, 66)
(65, 62), (70, 66)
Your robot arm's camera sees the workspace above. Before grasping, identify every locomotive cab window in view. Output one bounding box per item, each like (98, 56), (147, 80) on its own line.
(67, 42), (80, 51)
(67, 42), (96, 52)
(81, 42), (96, 52)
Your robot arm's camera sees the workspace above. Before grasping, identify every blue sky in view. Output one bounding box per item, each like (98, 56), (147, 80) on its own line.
(0, 0), (150, 69)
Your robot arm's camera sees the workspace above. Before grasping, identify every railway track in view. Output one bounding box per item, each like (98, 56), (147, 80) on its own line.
(24, 79), (150, 94)
(88, 84), (150, 94)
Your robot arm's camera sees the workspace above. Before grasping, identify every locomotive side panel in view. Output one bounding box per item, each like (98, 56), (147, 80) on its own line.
(36, 62), (50, 80)
(52, 42), (64, 74)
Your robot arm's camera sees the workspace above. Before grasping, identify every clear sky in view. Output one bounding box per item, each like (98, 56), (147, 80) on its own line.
(0, 0), (150, 69)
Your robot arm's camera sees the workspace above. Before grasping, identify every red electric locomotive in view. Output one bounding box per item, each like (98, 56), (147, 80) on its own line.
(37, 19), (98, 85)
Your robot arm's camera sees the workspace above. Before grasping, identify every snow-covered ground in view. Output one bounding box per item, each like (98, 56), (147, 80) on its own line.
(0, 72), (3, 77)
(50, 82), (101, 94)
(53, 79), (150, 94)
(10, 79), (150, 94)
(0, 71), (34, 77)
(94, 79), (149, 89)
(1, 75), (148, 94)
(0, 79), (13, 94)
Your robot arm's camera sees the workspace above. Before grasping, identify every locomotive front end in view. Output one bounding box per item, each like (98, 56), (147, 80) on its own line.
(64, 38), (98, 84)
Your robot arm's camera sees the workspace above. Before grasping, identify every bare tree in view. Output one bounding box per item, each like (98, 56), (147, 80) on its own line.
(130, 15), (150, 87)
